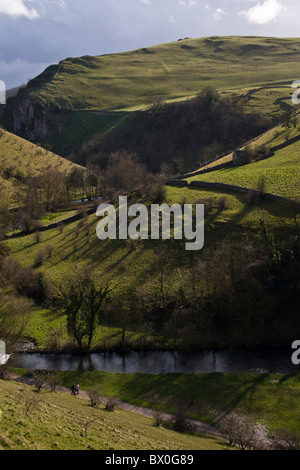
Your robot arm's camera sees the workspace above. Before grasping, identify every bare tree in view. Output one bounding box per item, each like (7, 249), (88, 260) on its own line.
(87, 387), (102, 408)
(20, 392), (41, 416)
(104, 151), (147, 194)
(217, 413), (269, 450)
(82, 416), (98, 437)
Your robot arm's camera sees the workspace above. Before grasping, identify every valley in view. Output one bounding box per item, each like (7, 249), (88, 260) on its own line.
(0, 35), (299, 451)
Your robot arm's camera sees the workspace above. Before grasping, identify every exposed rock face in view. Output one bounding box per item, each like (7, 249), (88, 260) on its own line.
(4, 63), (59, 140)
(11, 98), (49, 140)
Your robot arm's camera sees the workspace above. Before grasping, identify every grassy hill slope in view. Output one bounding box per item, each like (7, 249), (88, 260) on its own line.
(0, 128), (78, 178)
(0, 379), (228, 450)
(15, 36), (300, 112)
(186, 113), (300, 203)
(6, 182), (299, 351)
(0, 128), (81, 206)
(55, 371), (300, 436)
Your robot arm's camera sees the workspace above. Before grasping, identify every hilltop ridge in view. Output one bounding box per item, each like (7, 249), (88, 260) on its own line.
(2, 36), (300, 172)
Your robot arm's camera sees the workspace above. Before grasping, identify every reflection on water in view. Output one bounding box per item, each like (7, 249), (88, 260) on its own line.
(9, 348), (300, 374)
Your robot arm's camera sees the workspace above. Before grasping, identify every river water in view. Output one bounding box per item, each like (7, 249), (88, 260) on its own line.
(9, 348), (300, 375)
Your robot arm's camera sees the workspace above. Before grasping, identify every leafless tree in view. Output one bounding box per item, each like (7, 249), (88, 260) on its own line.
(87, 387), (102, 408)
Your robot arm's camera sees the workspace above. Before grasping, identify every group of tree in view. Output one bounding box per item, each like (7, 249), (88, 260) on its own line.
(55, 212), (300, 352)
(75, 87), (273, 174)
(0, 150), (166, 239)
(102, 218), (300, 351)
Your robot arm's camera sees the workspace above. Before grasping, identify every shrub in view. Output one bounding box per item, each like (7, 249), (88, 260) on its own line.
(152, 410), (165, 427)
(246, 176), (267, 206)
(244, 143), (271, 163)
(0, 242), (13, 259)
(126, 238), (138, 251)
(87, 387), (102, 408)
(32, 371), (46, 393)
(0, 364), (9, 379)
(246, 189), (261, 205)
(21, 215), (42, 233)
(217, 413), (268, 450)
(21, 392), (41, 416)
(218, 196), (228, 211)
(104, 397), (119, 412)
(34, 230), (41, 244)
(151, 185), (167, 204)
(13, 268), (53, 304)
(33, 250), (45, 268)
(45, 372), (62, 392)
(269, 429), (300, 450)
(173, 406), (195, 434)
(58, 223), (65, 234)
(46, 245), (55, 259)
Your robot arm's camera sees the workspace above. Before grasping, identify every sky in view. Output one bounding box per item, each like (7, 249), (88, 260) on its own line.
(0, 0), (299, 88)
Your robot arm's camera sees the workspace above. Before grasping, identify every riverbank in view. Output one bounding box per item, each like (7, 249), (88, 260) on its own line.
(7, 368), (300, 437)
(6, 371), (220, 438)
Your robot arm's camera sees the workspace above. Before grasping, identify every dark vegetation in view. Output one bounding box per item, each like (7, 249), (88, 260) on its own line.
(60, 88), (272, 173)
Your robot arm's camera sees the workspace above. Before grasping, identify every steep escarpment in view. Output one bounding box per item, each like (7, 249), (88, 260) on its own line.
(8, 97), (49, 140)
(3, 63), (60, 140)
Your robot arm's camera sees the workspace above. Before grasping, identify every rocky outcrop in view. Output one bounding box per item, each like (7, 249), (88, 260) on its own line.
(4, 63), (59, 140)
(11, 98), (49, 140)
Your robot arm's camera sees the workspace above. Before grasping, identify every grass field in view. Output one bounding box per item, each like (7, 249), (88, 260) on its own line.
(186, 138), (300, 203)
(53, 371), (300, 435)
(0, 378), (229, 450)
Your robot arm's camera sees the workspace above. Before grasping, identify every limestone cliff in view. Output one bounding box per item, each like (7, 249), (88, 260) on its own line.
(11, 97), (49, 140)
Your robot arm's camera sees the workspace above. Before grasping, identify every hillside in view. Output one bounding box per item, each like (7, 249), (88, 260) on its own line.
(48, 371), (300, 437)
(4, 179), (299, 352)
(3, 36), (300, 171)
(8, 36), (300, 113)
(0, 128), (78, 178)
(0, 128), (81, 207)
(0, 379), (228, 450)
(1, 25), (300, 452)
(185, 111), (300, 203)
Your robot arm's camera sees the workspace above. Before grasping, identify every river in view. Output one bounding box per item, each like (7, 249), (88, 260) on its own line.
(9, 348), (300, 375)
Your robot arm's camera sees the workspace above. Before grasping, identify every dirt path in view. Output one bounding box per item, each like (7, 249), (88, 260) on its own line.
(7, 372), (221, 438)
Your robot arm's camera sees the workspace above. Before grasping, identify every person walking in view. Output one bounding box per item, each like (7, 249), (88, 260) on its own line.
(75, 383), (80, 396)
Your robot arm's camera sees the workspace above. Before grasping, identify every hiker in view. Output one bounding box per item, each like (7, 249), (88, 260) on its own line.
(75, 383), (79, 396)
(71, 384), (76, 395)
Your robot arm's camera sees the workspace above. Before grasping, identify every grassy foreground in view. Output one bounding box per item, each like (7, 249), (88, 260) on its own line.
(5, 369), (300, 449)
(0, 378), (228, 451)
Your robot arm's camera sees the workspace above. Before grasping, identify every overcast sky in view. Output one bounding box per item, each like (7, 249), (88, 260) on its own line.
(0, 0), (299, 88)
